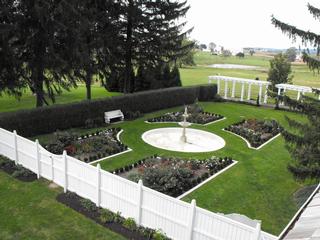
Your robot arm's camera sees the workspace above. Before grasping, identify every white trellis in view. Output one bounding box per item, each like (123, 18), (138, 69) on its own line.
(209, 76), (271, 104)
(275, 83), (320, 100)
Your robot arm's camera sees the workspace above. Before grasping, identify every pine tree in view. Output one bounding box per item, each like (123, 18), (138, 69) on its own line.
(0, 0), (80, 107)
(119, 0), (193, 93)
(272, 4), (320, 180)
(170, 66), (182, 87)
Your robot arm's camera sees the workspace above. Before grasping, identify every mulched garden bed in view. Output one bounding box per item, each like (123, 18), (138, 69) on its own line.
(46, 128), (128, 163)
(57, 192), (170, 240)
(224, 119), (283, 148)
(0, 155), (37, 182)
(115, 155), (233, 198)
(147, 104), (224, 125)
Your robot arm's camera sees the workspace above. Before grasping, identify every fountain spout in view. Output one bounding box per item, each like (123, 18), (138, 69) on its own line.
(179, 106), (192, 143)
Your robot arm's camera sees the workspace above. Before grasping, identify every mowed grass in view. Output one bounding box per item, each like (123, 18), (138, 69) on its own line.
(0, 171), (126, 240)
(182, 51), (320, 88)
(34, 102), (313, 235)
(0, 84), (120, 113)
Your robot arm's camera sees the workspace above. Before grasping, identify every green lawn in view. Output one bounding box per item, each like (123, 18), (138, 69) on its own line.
(0, 84), (120, 113)
(34, 102), (314, 235)
(0, 171), (126, 240)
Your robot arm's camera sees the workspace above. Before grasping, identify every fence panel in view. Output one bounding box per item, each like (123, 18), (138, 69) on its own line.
(0, 128), (15, 160)
(100, 170), (138, 219)
(141, 187), (190, 240)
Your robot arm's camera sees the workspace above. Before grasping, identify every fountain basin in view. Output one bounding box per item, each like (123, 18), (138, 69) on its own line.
(142, 127), (225, 153)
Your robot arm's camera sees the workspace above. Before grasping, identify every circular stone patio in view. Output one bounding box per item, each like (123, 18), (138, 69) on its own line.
(142, 127), (225, 153)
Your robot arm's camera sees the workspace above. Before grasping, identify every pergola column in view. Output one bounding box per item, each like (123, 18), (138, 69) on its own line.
(277, 87), (281, 96)
(240, 83), (245, 101)
(259, 84), (263, 104)
(232, 81), (236, 98)
(297, 91), (301, 100)
(217, 78), (220, 94)
(247, 84), (252, 100)
(224, 80), (228, 99)
(263, 85), (268, 104)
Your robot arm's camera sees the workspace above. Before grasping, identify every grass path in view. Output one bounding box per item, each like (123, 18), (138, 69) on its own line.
(0, 171), (126, 240)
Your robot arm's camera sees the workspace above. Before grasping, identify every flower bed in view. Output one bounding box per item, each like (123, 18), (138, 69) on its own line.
(147, 104), (224, 125)
(225, 119), (282, 148)
(114, 156), (233, 197)
(57, 192), (170, 240)
(0, 155), (37, 182)
(46, 128), (128, 163)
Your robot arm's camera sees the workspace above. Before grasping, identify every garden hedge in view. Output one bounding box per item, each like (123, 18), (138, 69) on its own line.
(0, 85), (217, 137)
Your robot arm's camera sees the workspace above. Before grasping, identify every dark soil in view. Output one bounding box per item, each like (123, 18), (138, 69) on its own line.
(57, 193), (151, 240)
(0, 161), (37, 182)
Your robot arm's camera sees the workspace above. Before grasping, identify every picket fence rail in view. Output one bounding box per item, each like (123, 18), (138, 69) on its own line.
(0, 127), (277, 240)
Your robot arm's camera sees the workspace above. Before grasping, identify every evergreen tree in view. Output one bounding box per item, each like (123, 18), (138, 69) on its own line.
(119, 0), (192, 93)
(170, 66), (182, 87)
(267, 53), (293, 94)
(0, 0), (80, 107)
(162, 63), (171, 88)
(272, 4), (320, 180)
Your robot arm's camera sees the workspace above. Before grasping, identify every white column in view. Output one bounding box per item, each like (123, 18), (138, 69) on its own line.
(13, 130), (18, 165)
(217, 78), (220, 94)
(35, 139), (41, 179)
(277, 88), (281, 96)
(247, 84), (252, 100)
(263, 85), (268, 104)
(259, 84), (263, 104)
(63, 150), (68, 193)
(208, 77), (212, 84)
(297, 91), (301, 100)
(231, 81), (236, 98)
(96, 163), (101, 207)
(187, 199), (196, 240)
(283, 87), (287, 93)
(224, 80), (228, 99)
(136, 179), (143, 225)
(240, 83), (245, 101)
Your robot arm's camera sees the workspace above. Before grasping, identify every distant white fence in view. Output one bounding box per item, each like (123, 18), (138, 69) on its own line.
(0, 127), (277, 240)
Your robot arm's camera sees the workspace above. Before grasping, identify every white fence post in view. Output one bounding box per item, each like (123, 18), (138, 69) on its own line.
(96, 164), (101, 207)
(63, 151), (68, 193)
(136, 179), (143, 225)
(50, 155), (54, 181)
(253, 221), (261, 240)
(13, 130), (18, 165)
(187, 199), (196, 240)
(35, 139), (41, 179)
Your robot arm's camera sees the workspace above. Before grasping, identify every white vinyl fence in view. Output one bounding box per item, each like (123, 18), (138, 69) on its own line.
(0, 128), (277, 240)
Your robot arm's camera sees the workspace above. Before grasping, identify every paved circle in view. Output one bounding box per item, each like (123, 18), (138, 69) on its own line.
(142, 127), (225, 153)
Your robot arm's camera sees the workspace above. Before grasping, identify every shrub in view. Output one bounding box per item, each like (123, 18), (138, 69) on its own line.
(11, 165), (34, 178)
(113, 211), (124, 224)
(122, 217), (137, 231)
(0, 85), (217, 137)
(99, 209), (115, 223)
(153, 230), (169, 240)
(79, 199), (97, 212)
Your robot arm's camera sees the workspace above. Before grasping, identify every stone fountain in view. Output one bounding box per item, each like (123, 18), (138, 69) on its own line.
(141, 105), (226, 153)
(179, 106), (192, 143)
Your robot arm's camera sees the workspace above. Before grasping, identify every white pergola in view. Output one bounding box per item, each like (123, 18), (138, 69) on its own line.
(209, 75), (271, 104)
(276, 83), (320, 100)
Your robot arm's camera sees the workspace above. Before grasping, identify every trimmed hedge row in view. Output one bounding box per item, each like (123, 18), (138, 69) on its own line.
(0, 85), (217, 137)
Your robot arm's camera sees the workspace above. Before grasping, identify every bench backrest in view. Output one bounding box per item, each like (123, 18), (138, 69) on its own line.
(104, 110), (123, 118)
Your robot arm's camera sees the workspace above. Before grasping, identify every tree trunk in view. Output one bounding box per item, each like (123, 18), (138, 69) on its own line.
(85, 71), (92, 100)
(124, 0), (133, 93)
(32, 64), (45, 108)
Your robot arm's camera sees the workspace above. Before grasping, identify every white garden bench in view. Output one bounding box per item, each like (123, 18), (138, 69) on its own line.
(104, 110), (124, 124)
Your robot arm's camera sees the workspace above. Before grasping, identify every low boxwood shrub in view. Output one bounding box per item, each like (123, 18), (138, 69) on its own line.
(99, 209), (115, 224)
(122, 217), (137, 231)
(80, 199), (98, 212)
(0, 85), (217, 137)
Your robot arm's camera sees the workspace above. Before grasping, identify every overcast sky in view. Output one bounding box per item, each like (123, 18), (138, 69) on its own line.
(184, 0), (320, 51)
